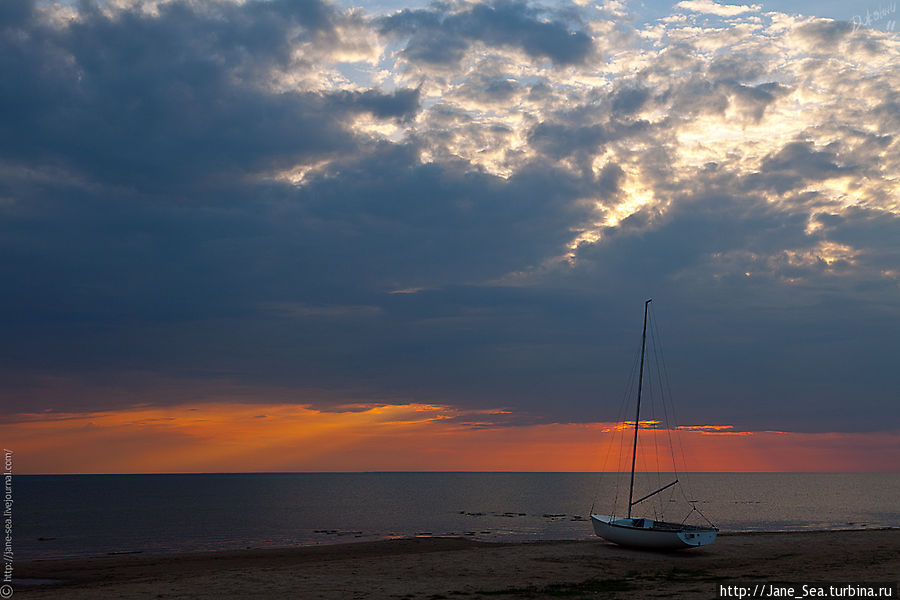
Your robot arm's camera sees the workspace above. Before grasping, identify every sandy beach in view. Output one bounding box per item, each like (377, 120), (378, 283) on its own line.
(14, 529), (899, 599)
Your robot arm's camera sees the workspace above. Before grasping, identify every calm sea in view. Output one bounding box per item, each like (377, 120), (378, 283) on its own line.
(14, 473), (900, 560)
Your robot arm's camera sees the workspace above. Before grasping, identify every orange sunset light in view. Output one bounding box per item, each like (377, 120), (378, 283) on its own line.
(5, 403), (899, 474)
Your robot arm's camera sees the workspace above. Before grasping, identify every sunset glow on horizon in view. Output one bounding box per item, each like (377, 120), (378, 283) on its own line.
(6, 402), (898, 474)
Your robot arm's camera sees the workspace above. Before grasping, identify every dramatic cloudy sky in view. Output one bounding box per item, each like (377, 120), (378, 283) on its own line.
(2, 0), (898, 472)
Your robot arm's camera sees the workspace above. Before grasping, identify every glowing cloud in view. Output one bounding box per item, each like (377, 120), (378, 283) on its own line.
(4, 405), (898, 473)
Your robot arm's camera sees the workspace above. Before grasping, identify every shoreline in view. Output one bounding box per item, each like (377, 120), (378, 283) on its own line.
(13, 529), (900, 599)
(18, 524), (899, 563)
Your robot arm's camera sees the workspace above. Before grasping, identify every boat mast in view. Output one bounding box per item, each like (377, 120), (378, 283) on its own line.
(627, 298), (651, 518)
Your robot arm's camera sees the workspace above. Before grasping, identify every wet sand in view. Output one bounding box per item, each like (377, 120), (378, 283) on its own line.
(14, 529), (900, 599)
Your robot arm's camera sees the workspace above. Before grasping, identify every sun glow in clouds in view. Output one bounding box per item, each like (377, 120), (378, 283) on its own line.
(4, 404), (898, 473)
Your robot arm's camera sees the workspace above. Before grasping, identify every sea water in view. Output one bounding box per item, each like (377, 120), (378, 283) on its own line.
(14, 472), (900, 560)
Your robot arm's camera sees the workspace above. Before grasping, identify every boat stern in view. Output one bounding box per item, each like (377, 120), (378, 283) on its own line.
(677, 528), (718, 547)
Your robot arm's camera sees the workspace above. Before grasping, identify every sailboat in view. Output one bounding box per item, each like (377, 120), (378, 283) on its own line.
(591, 299), (718, 550)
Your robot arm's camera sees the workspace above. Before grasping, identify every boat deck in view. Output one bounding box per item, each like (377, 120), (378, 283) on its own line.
(606, 517), (717, 532)
(642, 520), (716, 532)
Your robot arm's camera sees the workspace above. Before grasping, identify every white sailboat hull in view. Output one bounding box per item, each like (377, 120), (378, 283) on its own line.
(591, 514), (717, 550)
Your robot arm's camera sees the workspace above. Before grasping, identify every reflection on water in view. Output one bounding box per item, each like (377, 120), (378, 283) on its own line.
(16, 472), (900, 559)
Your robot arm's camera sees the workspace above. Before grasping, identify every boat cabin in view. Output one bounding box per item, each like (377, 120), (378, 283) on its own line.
(632, 518), (653, 529)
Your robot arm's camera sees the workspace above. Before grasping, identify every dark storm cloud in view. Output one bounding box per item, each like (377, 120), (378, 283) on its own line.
(0, 0), (417, 192)
(283, 143), (590, 288)
(815, 207), (900, 267)
(611, 86), (650, 114)
(747, 140), (855, 194)
(332, 88), (422, 120)
(379, 0), (594, 66)
(528, 119), (651, 161)
(0, 0), (418, 316)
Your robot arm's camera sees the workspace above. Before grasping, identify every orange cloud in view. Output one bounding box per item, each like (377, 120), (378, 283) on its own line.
(3, 403), (898, 473)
